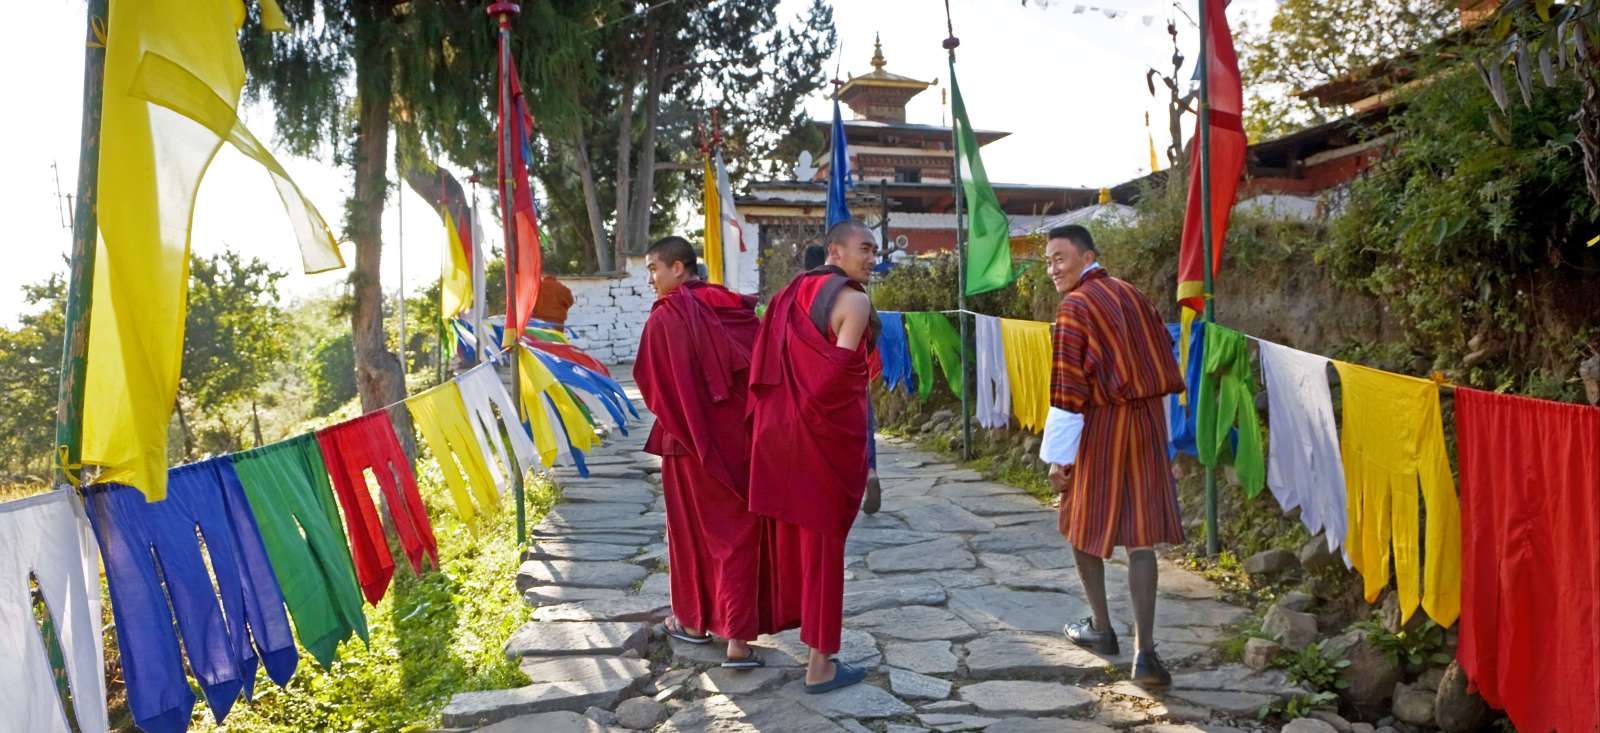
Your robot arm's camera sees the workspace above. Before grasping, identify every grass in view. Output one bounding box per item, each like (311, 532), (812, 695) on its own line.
(189, 463), (559, 732)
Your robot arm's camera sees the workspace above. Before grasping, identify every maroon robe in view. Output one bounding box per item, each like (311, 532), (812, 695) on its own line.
(635, 280), (769, 640)
(748, 269), (872, 653)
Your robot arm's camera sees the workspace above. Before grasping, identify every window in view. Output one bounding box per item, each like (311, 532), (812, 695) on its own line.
(894, 168), (922, 183)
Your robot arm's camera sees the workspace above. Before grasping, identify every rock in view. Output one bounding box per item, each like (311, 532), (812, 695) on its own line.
(840, 578), (944, 617)
(920, 700), (977, 714)
(918, 713), (1001, 732)
(1416, 666), (1447, 693)
(639, 572), (671, 596)
(529, 529), (659, 546)
(659, 694), (847, 733)
(1020, 548), (1077, 570)
(950, 493), (1045, 517)
(1433, 660), (1490, 732)
(558, 481), (656, 505)
(516, 560), (649, 591)
(440, 656), (650, 726)
(523, 587), (627, 608)
(542, 502), (649, 524)
(884, 641), (960, 675)
(1166, 690), (1279, 715)
(885, 725), (932, 733)
(503, 622), (650, 659)
(1323, 629), (1401, 717)
(1378, 592), (1403, 633)
(1243, 638), (1283, 671)
(844, 529), (947, 555)
(963, 633), (1109, 679)
(653, 684), (685, 703)
(696, 667), (790, 695)
(1350, 724), (1375, 733)
(649, 669), (694, 695)
(1168, 665), (1306, 714)
(957, 680), (1097, 716)
(1308, 711), (1354, 733)
(1392, 683), (1436, 726)
(1299, 536), (1342, 573)
(474, 710), (618, 733)
(753, 628), (882, 670)
(947, 588), (1089, 634)
(523, 541), (642, 562)
(969, 525), (1065, 554)
(838, 721), (875, 733)
(1282, 719), (1339, 733)
(896, 503), (997, 533)
(531, 595), (671, 623)
(988, 720), (1115, 733)
(976, 552), (1037, 575)
(867, 537), (977, 573)
(848, 605), (980, 642)
(1244, 549), (1300, 578)
(779, 680), (915, 719)
(890, 668), (953, 700)
(1278, 591), (1316, 613)
(1263, 604), (1319, 651)
(614, 697), (667, 729)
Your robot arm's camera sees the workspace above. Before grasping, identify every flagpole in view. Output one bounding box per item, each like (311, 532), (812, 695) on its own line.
(398, 172), (407, 384)
(944, 34), (972, 462)
(54, 0), (108, 488)
(1197, 0), (1220, 557)
(491, 0), (526, 546)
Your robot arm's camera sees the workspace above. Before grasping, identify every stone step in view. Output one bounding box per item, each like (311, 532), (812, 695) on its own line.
(472, 710), (623, 732)
(516, 560), (649, 592)
(522, 541), (643, 563)
(502, 621), (650, 659)
(531, 595), (670, 623)
(522, 587), (626, 608)
(956, 680), (1097, 717)
(440, 656), (650, 728)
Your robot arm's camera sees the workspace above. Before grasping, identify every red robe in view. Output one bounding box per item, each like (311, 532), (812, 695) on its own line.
(748, 269), (872, 654)
(634, 281), (769, 640)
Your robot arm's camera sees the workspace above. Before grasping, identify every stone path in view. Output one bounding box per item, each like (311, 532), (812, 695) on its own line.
(438, 369), (1307, 732)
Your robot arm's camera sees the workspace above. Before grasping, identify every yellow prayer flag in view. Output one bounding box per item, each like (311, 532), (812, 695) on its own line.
(81, 0), (344, 500)
(440, 210), (473, 320)
(703, 155), (724, 285)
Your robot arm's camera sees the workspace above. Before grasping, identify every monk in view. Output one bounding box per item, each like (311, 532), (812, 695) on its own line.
(803, 243), (882, 515)
(1045, 224), (1186, 688)
(749, 221), (878, 693)
(634, 235), (767, 668)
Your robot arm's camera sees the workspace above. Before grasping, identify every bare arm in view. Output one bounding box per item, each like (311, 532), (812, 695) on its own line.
(830, 288), (872, 351)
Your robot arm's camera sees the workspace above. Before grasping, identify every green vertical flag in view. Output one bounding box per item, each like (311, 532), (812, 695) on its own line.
(950, 60), (1014, 296)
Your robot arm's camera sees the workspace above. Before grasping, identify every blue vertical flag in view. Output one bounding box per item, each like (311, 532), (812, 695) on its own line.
(826, 98), (853, 227)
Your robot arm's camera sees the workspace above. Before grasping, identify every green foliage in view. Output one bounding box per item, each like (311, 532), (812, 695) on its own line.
(1274, 641), (1353, 693)
(1356, 618), (1452, 676)
(178, 250), (292, 455)
(1237, 0), (1457, 139)
(193, 470), (560, 731)
(1258, 691), (1340, 720)
(308, 333), (358, 416)
(0, 276), (65, 481)
(869, 253), (1058, 322)
(1322, 57), (1600, 399)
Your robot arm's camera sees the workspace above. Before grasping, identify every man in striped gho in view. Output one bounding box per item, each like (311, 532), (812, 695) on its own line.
(1044, 224), (1186, 688)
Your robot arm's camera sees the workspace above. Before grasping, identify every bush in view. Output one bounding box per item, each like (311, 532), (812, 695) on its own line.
(308, 333), (357, 416)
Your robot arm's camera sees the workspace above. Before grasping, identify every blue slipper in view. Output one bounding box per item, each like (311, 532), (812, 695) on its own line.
(804, 661), (866, 694)
(721, 649), (765, 669)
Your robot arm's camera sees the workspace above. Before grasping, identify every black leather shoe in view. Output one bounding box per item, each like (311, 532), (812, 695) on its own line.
(1063, 617), (1120, 656)
(1132, 648), (1172, 688)
(862, 473), (882, 515)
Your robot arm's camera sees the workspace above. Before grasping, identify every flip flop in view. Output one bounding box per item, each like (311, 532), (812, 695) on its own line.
(663, 617), (712, 645)
(804, 660), (866, 694)
(721, 649), (765, 669)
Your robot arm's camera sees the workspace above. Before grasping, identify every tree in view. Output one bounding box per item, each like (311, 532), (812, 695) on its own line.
(177, 250), (292, 456)
(0, 277), (66, 480)
(1237, 0), (1457, 139)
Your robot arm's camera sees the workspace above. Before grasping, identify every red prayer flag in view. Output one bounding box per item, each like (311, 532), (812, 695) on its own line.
(495, 37), (543, 346)
(1176, 0), (1246, 316)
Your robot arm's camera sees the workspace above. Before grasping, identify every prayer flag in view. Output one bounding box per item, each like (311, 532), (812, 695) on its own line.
(403, 164), (475, 322)
(494, 36), (543, 346)
(703, 154), (724, 285)
(714, 150), (747, 287)
(826, 98), (852, 227)
(949, 61), (1013, 296)
(1176, 0), (1246, 324)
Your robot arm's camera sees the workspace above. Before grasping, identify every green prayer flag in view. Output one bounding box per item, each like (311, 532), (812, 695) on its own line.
(950, 60), (1014, 296)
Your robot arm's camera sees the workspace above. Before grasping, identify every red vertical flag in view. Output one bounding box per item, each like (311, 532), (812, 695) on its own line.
(1176, 0), (1246, 318)
(496, 38), (543, 346)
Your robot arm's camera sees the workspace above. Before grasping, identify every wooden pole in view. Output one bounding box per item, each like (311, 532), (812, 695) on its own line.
(1197, 0), (1220, 557)
(54, 0), (108, 488)
(490, 1), (526, 546)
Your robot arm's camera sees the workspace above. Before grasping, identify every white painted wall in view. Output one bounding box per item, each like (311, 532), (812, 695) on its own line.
(559, 256), (654, 364)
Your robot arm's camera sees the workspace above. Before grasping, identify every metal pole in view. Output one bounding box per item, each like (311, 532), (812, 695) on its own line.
(491, 1), (526, 545)
(1197, 0), (1220, 557)
(945, 39), (971, 461)
(55, 0), (108, 488)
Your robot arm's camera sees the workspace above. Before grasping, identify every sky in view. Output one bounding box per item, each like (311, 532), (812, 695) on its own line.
(0, 0), (1272, 326)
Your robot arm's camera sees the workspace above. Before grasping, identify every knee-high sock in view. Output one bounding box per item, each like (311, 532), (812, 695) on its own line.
(1128, 548), (1158, 652)
(1072, 547), (1112, 632)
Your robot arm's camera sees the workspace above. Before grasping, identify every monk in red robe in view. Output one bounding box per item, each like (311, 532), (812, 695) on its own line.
(1046, 224), (1185, 688)
(634, 236), (767, 668)
(749, 221), (878, 693)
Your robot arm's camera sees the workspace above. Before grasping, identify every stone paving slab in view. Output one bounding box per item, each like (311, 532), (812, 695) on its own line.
(558, 481), (656, 505)
(522, 541), (643, 562)
(659, 694), (849, 733)
(884, 640), (959, 675)
(948, 587), (1091, 634)
(866, 537), (977, 573)
(696, 667), (794, 695)
(530, 595), (671, 623)
(516, 560), (649, 591)
(502, 621), (650, 658)
(523, 587), (627, 608)
(894, 502), (997, 533)
(847, 605), (981, 642)
(472, 710), (624, 733)
(779, 680), (915, 719)
(752, 628), (882, 669)
(968, 524), (1066, 554)
(956, 680), (1098, 716)
(841, 577), (948, 615)
(441, 656), (650, 726)
(962, 632), (1111, 679)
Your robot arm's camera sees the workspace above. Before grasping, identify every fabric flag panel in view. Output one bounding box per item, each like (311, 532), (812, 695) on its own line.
(703, 154), (725, 286)
(826, 98), (853, 228)
(82, 0), (344, 501)
(876, 312), (916, 395)
(1256, 339), (1349, 558)
(407, 382), (500, 520)
(949, 59), (1014, 296)
(714, 150), (747, 289)
(1456, 389), (1600, 733)
(495, 33), (543, 346)
(974, 314), (1011, 428)
(0, 491), (108, 733)
(1195, 324), (1265, 497)
(1174, 0), (1245, 365)
(457, 364), (538, 490)
(1000, 318), (1051, 433)
(404, 164), (476, 322)
(904, 312), (965, 400)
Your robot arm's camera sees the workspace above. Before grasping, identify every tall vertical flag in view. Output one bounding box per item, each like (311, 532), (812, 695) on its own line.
(81, 0), (344, 500)
(702, 153), (725, 285)
(1146, 111), (1162, 172)
(403, 165), (475, 322)
(714, 150), (747, 290)
(1176, 0), (1246, 329)
(495, 38), (543, 347)
(949, 61), (1013, 296)
(826, 98), (853, 228)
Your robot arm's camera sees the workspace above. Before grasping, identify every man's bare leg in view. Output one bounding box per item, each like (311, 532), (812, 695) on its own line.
(805, 649), (835, 685)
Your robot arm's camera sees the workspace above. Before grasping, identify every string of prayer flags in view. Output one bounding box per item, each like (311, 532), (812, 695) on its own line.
(407, 382), (501, 520)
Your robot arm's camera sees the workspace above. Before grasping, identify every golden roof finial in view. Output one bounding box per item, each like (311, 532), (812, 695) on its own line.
(871, 33), (886, 71)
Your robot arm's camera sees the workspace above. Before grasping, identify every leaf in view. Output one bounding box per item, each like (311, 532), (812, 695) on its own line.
(1487, 60), (1511, 112)
(1516, 43), (1536, 108)
(1537, 0), (1554, 21)
(1540, 48), (1557, 86)
(1540, 120), (1562, 138)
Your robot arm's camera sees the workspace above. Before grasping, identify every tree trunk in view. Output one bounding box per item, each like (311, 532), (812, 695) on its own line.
(350, 6), (416, 460)
(176, 400), (193, 459)
(613, 60), (640, 271)
(630, 38), (664, 255)
(250, 399), (264, 447)
(570, 125), (613, 271)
